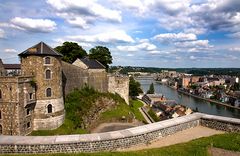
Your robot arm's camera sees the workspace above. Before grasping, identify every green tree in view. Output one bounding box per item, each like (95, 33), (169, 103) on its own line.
(129, 76), (143, 98)
(147, 83), (155, 94)
(231, 82), (240, 91)
(55, 42), (87, 63)
(89, 46), (112, 69)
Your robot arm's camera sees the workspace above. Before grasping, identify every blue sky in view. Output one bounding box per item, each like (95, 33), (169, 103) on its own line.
(0, 0), (240, 68)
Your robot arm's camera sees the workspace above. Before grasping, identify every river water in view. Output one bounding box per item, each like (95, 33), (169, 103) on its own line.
(137, 78), (240, 119)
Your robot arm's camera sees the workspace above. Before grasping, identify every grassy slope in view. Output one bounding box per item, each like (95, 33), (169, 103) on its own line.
(5, 133), (240, 156)
(30, 87), (145, 136)
(130, 100), (146, 122)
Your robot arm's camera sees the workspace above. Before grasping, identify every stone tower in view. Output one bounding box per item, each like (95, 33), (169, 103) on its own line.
(19, 42), (65, 130)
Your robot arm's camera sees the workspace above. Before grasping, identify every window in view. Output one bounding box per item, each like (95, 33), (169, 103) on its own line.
(0, 110), (1, 119)
(45, 70), (51, 79)
(45, 57), (51, 64)
(0, 125), (2, 134)
(0, 89), (2, 99)
(27, 122), (30, 128)
(29, 93), (33, 100)
(26, 109), (30, 115)
(46, 88), (52, 97)
(47, 104), (52, 113)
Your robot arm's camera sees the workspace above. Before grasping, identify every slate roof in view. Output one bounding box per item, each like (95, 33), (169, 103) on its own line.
(80, 57), (105, 69)
(19, 41), (62, 57)
(3, 64), (21, 69)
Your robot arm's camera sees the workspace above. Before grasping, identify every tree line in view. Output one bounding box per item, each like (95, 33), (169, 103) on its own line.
(55, 42), (112, 69)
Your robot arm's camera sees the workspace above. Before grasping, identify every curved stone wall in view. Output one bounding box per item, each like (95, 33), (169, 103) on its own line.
(0, 113), (239, 154)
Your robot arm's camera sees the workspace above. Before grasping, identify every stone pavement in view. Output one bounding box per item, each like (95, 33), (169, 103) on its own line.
(122, 126), (224, 151)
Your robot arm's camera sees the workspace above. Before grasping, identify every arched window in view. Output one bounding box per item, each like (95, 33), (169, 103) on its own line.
(0, 125), (2, 134)
(45, 70), (51, 79)
(46, 88), (52, 97)
(45, 57), (51, 64)
(27, 122), (31, 128)
(47, 104), (52, 113)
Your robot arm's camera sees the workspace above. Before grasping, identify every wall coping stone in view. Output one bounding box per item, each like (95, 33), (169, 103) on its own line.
(0, 113), (239, 146)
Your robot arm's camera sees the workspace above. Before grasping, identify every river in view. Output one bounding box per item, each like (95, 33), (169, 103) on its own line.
(137, 79), (240, 119)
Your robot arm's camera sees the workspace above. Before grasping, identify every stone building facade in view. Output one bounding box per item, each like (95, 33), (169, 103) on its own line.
(0, 76), (36, 135)
(0, 42), (129, 135)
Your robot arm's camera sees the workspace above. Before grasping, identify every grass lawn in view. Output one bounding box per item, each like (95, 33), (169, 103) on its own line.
(129, 100), (146, 123)
(30, 119), (88, 136)
(98, 99), (146, 123)
(4, 133), (240, 156)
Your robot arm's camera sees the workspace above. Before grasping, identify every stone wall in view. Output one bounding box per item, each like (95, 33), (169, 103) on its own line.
(0, 113), (239, 154)
(200, 114), (240, 132)
(0, 76), (35, 135)
(62, 61), (89, 96)
(108, 75), (129, 104)
(62, 62), (128, 103)
(21, 55), (65, 131)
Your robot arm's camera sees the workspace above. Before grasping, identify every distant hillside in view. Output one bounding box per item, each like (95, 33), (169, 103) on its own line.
(111, 66), (240, 76)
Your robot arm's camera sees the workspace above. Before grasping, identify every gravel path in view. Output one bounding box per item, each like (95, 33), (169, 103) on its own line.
(121, 126), (224, 151)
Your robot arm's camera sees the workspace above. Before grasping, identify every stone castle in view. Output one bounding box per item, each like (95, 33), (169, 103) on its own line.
(0, 42), (129, 135)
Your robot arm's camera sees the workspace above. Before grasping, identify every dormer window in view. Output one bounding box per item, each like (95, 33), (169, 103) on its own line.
(44, 57), (51, 64)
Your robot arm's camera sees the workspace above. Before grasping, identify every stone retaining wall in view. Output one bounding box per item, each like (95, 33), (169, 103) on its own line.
(0, 113), (239, 154)
(200, 114), (240, 132)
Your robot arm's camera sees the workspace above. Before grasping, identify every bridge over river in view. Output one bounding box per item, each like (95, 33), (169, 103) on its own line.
(136, 78), (240, 119)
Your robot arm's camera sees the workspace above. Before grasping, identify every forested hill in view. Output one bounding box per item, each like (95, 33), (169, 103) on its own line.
(111, 66), (240, 76)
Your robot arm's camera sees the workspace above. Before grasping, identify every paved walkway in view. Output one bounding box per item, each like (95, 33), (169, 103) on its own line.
(137, 99), (154, 124)
(122, 126), (224, 151)
(91, 122), (142, 133)
(208, 147), (240, 156)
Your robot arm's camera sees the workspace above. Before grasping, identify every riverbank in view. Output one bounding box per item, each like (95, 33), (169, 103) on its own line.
(177, 89), (240, 110)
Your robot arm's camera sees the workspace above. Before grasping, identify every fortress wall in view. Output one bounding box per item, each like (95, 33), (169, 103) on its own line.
(0, 76), (35, 135)
(62, 61), (89, 96)
(1, 113), (239, 154)
(108, 75), (129, 104)
(62, 62), (129, 104)
(87, 69), (108, 92)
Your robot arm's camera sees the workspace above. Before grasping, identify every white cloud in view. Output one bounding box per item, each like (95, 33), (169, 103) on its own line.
(227, 32), (240, 38)
(153, 33), (197, 42)
(66, 30), (134, 44)
(127, 54), (134, 57)
(184, 27), (207, 35)
(229, 47), (240, 52)
(145, 0), (191, 16)
(53, 38), (93, 48)
(4, 48), (17, 53)
(117, 41), (157, 52)
(0, 29), (4, 38)
(10, 17), (56, 33)
(109, 0), (146, 14)
(47, 0), (122, 28)
(190, 55), (197, 60)
(175, 40), (211, 48)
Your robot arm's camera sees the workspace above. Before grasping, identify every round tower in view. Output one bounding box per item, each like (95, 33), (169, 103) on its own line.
(19, 42), (65, 130)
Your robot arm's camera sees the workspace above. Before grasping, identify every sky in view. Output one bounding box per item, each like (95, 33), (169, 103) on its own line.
(0, 0), (240, 68)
